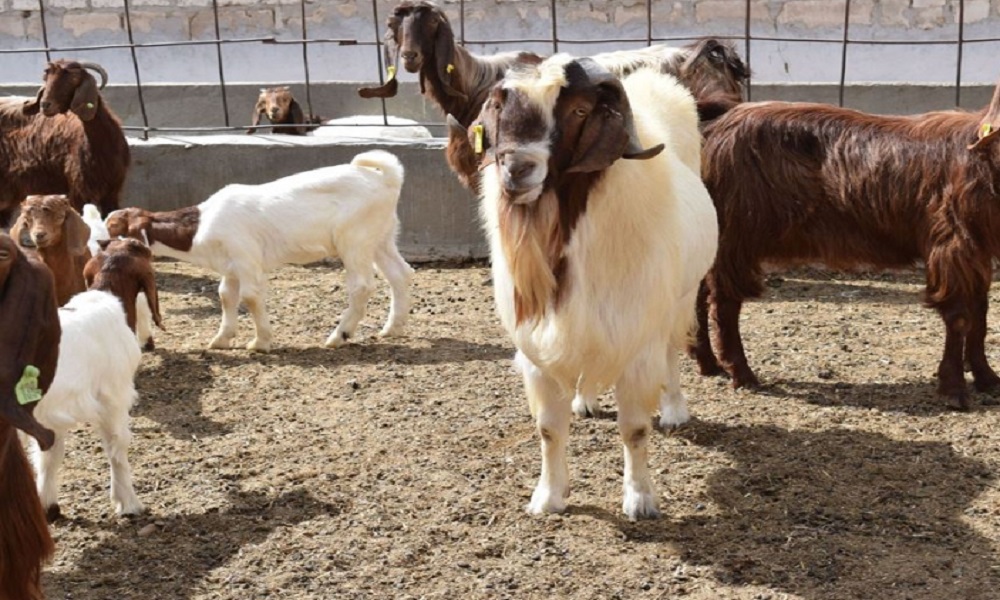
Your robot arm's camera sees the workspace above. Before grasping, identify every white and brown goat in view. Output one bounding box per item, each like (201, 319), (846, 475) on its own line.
(468, 56), (718, 519)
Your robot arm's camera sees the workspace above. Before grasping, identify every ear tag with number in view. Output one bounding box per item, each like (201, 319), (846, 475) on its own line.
(15, 365), (42, 405)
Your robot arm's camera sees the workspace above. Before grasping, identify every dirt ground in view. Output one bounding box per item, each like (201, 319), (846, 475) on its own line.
(39, 259), (1000, 600)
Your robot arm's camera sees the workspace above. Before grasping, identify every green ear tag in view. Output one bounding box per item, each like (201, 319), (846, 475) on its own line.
(981, 122), (993, 138)
(473, 124), (484, 154)
(15, 365), (42, 405)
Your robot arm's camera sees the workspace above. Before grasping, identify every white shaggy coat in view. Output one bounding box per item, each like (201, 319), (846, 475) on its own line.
(480, 65), (719, 519)
(141, 150), (413, 352)
(27, 289), (144, 517)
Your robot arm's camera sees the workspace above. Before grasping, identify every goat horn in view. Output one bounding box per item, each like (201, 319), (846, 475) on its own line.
(78, 62), (109, 89)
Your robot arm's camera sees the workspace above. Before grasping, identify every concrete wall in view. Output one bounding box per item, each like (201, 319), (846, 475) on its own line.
(2, 0), (1000, 86)
(126, 136), (486, 261)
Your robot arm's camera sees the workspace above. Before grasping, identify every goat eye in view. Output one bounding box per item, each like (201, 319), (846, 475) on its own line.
(0, 250), (8, 260)
(574, 107), (588, 118)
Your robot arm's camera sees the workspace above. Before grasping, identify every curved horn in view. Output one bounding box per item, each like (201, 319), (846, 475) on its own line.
(573, 58), (664, 160)
(77, 61), (109, 90)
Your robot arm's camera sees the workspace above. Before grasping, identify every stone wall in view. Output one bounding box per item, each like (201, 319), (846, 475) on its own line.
(2, 0), (1000, 87)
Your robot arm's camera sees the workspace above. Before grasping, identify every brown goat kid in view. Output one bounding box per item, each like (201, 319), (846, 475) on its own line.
(694, 81), (1000, 410)
(247, 86), (322, 135)
(84, 237), (164, 350)
(0, 60), (130, 225)
(11, 194), (91, 306)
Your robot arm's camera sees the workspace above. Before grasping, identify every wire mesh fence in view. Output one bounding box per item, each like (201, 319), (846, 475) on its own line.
(3, 0), (998, 138)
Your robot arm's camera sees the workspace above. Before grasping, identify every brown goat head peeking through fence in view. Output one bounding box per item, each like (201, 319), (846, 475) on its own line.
(693, 76), (1000, 410)
(247, 86), (322, 136)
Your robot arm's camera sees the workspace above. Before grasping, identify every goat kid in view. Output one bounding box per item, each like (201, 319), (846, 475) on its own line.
(28, 289), (144, 520)
(105, 151), (413, 352)
(248, 86), (322, 135)
(695, 79), (1000, 410)
(11, 194), (91, 306)
(475, 57), (718, 519)
(84, 237), (164, 351)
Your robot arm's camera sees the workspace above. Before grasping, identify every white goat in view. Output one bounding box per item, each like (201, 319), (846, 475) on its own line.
(476, 57), (718, 519)
(105, 150), (414, 352)
(310, 115), (432, 140)
(27, 289), (143, 519)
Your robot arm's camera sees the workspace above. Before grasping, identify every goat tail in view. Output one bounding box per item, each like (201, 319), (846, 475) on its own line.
(0, 424), (53, 600)
(351, 150), (405, 194)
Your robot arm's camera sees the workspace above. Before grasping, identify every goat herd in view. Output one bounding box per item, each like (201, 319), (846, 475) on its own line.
(4, 0), (1000, 596)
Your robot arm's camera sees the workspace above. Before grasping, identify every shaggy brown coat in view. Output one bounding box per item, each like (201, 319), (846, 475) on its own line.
(694, 83), (1000, 409)
(0, 60), (130, 225)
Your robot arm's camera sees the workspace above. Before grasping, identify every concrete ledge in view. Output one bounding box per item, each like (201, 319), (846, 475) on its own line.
(126, 135), (486, 261)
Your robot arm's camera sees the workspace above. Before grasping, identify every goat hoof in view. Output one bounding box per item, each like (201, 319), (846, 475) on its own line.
(945, 392), (971, 411)
(142, 338), (156, 352)
(623, 490), (661, 521)
(526, 488), (567, 516)
(973, 373), (1000, 393)
(116, 503), (146, 517)
(731, 372), (761, 390)
(246, 339), (271, 353)
(325, 330), (351, 348)
(209, 336), (234, 349)
(45, 504), (63, 523)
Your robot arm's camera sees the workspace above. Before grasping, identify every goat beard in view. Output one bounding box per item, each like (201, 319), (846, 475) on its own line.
(498, 189), (563, 326)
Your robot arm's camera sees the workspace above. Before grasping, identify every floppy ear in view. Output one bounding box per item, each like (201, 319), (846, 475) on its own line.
(64, 209), (91, 257)
(288, 99), (307, 135)
(567, 82), (663, 174)
(22, 87), (43, 116)
(359, 23), (401, 99)
(140, 268), (165, 331)
(434, 15), (466, 100)
(127, 215), (151, 243)
(70, 74), (100, 121)
(248, 96), (265, 133)
(969, 79), (1000, 153)
(9, 213), (31, 249)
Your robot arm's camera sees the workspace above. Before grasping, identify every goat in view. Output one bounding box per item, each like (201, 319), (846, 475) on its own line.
(0, 60), (130, 226)
(27, 289), (144, 520)
(247, 86), (322, 135)
(471, 56), (718, 519)
(84, 237), (164, 351)
(11, 194), (91, 306)
(105, 151), (414, 352)
(693, 80), (1000, 410)
(359, 2), (747, 189)
(0, 232), (60, 599)
(0, 423), (53, 600)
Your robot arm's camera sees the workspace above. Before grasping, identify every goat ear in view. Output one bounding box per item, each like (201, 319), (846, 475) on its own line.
(289, 100), (307, 135)
(64, 209), (91, 257)
(128, 216), (151, 243)
(9, 213), (31, 249)
(970, 81), (1000, 153)
(140, 269), (165, 331)
(22, 87), (43, 116)
(70, 74), (100, 121)
(359, 26), (401, 99)
(567, 83), (663, 174)
(434, 16), (467, 100)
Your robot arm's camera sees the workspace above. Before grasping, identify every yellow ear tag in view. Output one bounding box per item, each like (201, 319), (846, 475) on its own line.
(473, 124), (484, 154)
(981, 122), (993, 139)
(446, 63), (456, 74)
(86, 102), (94, 109)
(387, 65), (396, 80)
(15, 365), (42, 406)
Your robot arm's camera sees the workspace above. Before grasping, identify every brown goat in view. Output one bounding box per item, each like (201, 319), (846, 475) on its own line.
(0, 232), (60, 451)
(361, 3), (747, 190)
(84, 237), (164, 350)
(11, 194), (91, 306)
(247, 86), (322, 136)
(0, 60), (130, 226)
(694, 80), (1000, 410)
(0, 422), (54, 600)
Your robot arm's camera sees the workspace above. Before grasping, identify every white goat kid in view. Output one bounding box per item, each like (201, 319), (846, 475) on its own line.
(105, 150), (413, 352)
(476, 57), (718, 519)
(28, 289), (143, 519)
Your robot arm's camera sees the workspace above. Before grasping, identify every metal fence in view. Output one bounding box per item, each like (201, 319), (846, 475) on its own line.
(3, 0), (998, 138)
